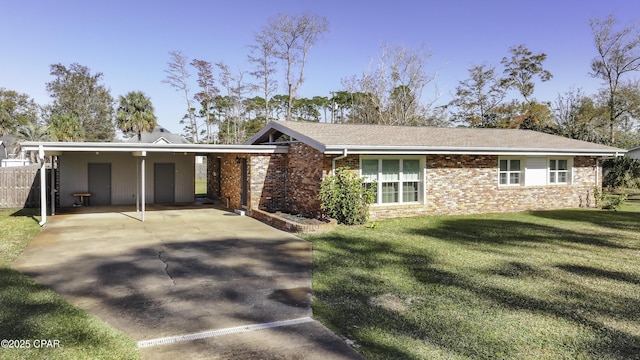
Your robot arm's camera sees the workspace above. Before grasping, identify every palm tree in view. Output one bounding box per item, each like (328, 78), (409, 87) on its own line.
(16, 123), (50, 163)
(116, 91), (157, 140)
(16, 123), (50, 141)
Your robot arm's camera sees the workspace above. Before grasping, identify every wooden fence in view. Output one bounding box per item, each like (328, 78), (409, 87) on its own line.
(0, 165), (55, 208)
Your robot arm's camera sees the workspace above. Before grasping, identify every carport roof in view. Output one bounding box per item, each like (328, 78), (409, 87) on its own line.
(20, 141), (288, 155)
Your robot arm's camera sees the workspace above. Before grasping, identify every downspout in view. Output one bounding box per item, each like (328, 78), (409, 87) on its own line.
(331, 149), (348, 175)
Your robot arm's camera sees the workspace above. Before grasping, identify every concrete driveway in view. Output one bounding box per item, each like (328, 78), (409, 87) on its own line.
(13, 207), (363, 359)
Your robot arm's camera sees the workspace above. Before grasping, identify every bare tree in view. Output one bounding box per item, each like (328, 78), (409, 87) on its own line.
(216, 62), (250, 144)
(590, 15), (640, 144)
(249, 33), (278, 123)
(343, 44), (436, 125)
(261, 12), (329, 121)
(191, 59), (219, 143)
(162, 51), (199, 142)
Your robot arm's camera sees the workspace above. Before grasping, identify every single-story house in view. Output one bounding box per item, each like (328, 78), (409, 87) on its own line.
(21, 121), (625, 226)
(208, 121), (626, 220)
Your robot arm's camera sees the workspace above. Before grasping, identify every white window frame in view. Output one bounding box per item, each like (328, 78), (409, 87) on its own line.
(361, 156), (423, 205)
(548, 158), (571, 185)
(498, 157), (523, 186)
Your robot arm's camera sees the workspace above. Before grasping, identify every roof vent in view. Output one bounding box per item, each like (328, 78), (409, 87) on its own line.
(160, 128), (165, 132)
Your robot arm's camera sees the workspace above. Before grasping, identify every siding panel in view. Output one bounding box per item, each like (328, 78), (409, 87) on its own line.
(59, 152), (194, 207)
(525, 157), (547, 186)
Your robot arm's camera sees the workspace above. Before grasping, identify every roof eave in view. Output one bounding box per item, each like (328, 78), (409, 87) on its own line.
(323, 145), (625, 157)
(19, 142), (288, 154)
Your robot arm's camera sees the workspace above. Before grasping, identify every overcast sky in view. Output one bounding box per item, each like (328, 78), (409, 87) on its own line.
(2, 0), (639, 133)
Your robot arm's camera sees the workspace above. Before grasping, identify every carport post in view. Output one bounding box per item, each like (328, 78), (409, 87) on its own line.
(38, 145), (46, 226)
(50, 156), (55, 216)
(141, 151), (146, 222)
(136, 157), (139, 213)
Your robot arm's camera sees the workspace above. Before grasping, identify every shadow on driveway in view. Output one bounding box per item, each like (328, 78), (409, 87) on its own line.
(13, 208), (363, 359)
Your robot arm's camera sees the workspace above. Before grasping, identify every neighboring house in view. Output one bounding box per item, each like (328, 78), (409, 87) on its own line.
(0, 135), (17, 159)
(125, 125), (191, 144)
(20, 121), (626, 225)
(627, 145), (640, 159)
(208, 121), (625, 220)
(0, 140), (6, 162)
(0, 135), (31, 167)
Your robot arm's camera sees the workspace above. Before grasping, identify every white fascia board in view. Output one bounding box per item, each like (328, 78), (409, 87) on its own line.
(20, 142), (287, 154)
(323, 146), (625, 157)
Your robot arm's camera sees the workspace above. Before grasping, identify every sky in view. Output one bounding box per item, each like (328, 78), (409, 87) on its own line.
(2, 0), (640, 134)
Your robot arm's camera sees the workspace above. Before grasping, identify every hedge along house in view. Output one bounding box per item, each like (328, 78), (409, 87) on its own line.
(207, 121), (626, 221)
(19, 141), (285, 226)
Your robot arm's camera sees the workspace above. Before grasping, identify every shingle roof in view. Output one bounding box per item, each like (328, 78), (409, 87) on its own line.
(249, 121), (625, 156)
(125, 125), (190, 144)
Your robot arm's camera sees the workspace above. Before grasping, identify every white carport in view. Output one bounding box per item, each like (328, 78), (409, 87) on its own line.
(20, 142), (286, 225)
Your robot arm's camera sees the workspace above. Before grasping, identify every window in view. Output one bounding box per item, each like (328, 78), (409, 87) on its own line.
(362, 159), (378, 193)
(402, 159), (420, 202)
(549, 159), (569, 184)
(361, 158), (421, 204)
(499, 159), (521, 185)
(381, 160), (399, 203)
(501, 157), (573, 186)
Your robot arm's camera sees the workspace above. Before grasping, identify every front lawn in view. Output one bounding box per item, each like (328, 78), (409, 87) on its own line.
(195, 178), (207, 197)
(303, 206), (640, 359)
(0, 209), (139, 360)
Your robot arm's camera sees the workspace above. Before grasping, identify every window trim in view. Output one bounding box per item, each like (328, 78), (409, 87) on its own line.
(548, 157), (572, 185)
(499, 156), (574, 187)
(361, 156), (423, 205)
(498, 157), (523, 186)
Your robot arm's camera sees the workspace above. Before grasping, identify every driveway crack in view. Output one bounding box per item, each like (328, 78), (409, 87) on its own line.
(158, 251), (176, 286)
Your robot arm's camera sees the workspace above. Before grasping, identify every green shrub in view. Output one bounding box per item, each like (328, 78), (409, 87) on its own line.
(318, 167), (376, 225)
(594, 186), (627, 211)
(602, 157), (640, 190)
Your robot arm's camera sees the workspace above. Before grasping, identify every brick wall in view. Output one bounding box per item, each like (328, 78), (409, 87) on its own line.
(322, 154), (599, 219)
(207, 152), (291, 214)
(286, 143), (324, 218)
(419, 154), (599, 217)
(206, 155), (221, 200)
(251, 153), (287, 212)
(210, 151), (601, 222)
(216, 153), (243, 209)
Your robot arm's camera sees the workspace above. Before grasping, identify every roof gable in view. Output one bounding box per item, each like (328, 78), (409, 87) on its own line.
(248, 121), (626, 156)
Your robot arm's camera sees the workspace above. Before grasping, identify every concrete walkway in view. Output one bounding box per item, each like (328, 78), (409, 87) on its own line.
(13, 208), (363, 359)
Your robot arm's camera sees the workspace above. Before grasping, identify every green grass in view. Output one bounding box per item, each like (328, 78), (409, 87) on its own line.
(195, 178), (207, 197)
(303, 206), (640, 359)
(0, 209), (139, 360)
